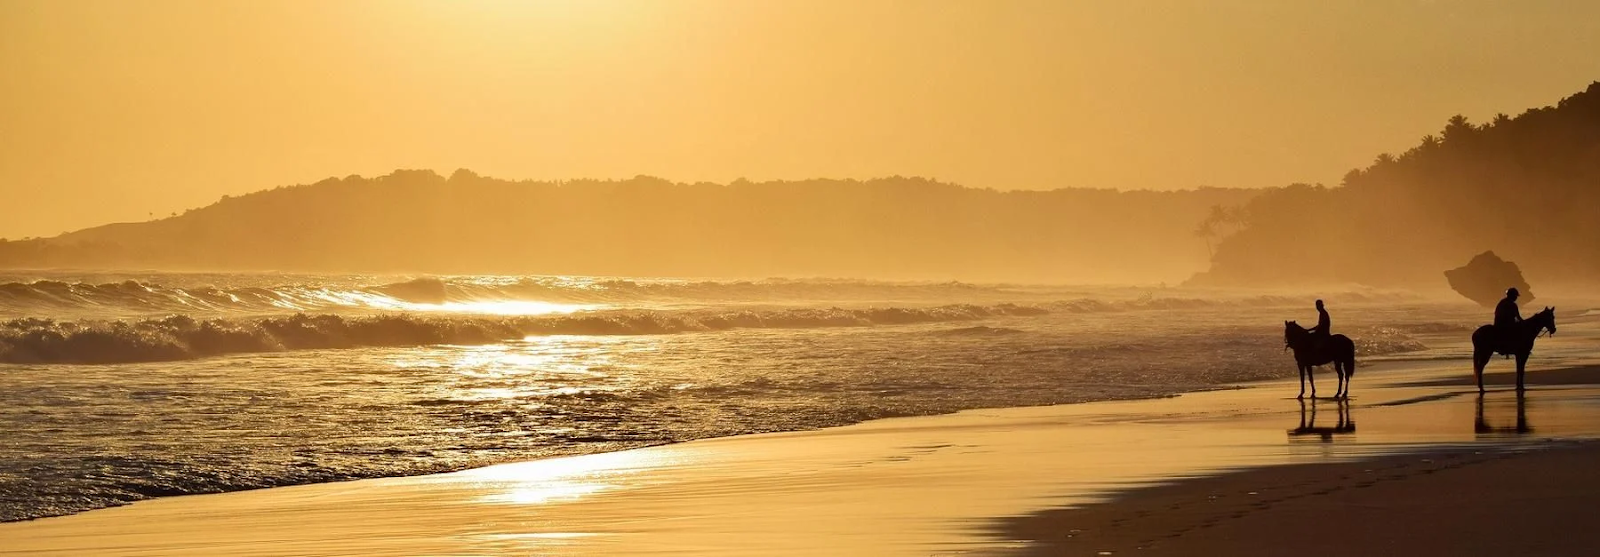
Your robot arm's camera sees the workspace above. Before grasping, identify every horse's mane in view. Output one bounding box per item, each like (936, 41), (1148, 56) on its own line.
(1521, 306), (1556, 324)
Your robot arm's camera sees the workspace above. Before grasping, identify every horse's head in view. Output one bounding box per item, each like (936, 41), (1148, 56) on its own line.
(1284, 320), (1302, 348)
(1533, 306), (1557, 336)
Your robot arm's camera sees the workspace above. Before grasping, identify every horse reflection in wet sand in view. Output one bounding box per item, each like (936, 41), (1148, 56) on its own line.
(1284, 321), (1357, 399)
(1289, 399), (1356, 441)
(1475, 393), (1532, 435)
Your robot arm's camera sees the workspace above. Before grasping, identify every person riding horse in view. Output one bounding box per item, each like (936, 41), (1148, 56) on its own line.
(1284, 300), (1357, 399)
(1494, 287), (1522, 350)
(1472, 292), (1556, 393)
(1306, 299), (1331, 348)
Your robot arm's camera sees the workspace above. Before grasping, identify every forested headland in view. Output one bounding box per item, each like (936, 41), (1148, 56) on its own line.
(0, 173), (1254, 283)
(1190, 82), (1600, 288)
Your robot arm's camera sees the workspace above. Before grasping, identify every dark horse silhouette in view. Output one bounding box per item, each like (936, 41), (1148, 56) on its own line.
(1471, 306), (1556, 393)
(1284, 321), (1357, 399)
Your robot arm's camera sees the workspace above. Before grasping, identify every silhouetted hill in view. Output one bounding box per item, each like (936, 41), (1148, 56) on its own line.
(0, 172), (1257, 282)
(1190, 81), (1600, 288)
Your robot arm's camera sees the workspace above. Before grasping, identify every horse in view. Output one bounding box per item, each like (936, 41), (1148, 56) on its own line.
(1470, 306), (1556, 393)
(1284, 321), (1357, 399)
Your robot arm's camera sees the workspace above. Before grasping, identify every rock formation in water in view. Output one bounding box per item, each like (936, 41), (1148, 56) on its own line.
(1444, 251), (1533, 307)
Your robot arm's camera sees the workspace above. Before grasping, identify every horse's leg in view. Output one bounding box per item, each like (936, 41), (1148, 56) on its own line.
(1344, 356), (1356, 399)
(1332, 364), (1343, 399)
(1307, 365), (1317, 398)
(1515, 352), (1529, 392)
(1341, 365), (1350, 399)
(1337, 361), (1349, 399)
(1297, 364), (1306, 399)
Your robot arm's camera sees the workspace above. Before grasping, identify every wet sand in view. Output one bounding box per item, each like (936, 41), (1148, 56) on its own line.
(1401, 363), (1600, 387)
(5, 353), (1600, 555)
(1003, 442), (1600, 556)
(1000, 359), (1600, 556)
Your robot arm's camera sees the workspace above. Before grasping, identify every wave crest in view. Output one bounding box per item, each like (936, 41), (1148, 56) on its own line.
(0, 303), (1047, 364)
(0, 275), (1424, 317)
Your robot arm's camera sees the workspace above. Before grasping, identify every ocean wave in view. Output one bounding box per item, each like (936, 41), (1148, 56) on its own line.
(0, 279), (412, 316)
(0, 275), (1427, 318)
(0, 276), (1044, 317)
(0, 304), (1049, 364)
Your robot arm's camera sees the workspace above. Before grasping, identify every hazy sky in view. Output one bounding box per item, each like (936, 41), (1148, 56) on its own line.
(2, 0), (1597, 239)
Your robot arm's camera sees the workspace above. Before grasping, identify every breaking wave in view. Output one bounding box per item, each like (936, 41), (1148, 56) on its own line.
(0, 279), (420, 316)
(0, 276), (1033, 317)
(0, 304), (1050, 364)
(0, 275), (1425, 318)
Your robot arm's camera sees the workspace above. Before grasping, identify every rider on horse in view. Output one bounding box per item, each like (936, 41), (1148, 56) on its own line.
(1495, 287), (1522, 349)
(1307, 299), (1331, 348)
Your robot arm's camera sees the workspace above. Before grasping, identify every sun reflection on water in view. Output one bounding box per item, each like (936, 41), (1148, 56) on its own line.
(387, 335), (663, 404)
(469, 449), (677, 506)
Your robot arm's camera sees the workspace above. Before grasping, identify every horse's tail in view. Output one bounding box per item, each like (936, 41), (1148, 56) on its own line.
(1339, 335), (1356, 377)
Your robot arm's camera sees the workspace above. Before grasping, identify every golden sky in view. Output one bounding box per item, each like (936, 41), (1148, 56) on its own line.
(2, 0), (1596, 239)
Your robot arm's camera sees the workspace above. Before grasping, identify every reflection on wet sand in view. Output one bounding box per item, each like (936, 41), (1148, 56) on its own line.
(1288, 398), (1355, 442)
(1475, 392), (1532, 436)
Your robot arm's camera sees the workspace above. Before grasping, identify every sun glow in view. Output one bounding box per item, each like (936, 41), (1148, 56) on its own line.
(469, 449), (677, 506)
(392, 0), (654, 37)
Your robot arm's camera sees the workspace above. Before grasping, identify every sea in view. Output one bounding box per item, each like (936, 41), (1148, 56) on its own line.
(0, 272), (1481, 522)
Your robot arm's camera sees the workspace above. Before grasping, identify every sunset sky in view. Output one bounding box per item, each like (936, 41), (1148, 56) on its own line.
(3, 0), (1597, 239)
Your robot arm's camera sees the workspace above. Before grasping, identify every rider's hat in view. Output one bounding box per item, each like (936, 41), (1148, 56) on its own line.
(1507, 287), (1520, 297)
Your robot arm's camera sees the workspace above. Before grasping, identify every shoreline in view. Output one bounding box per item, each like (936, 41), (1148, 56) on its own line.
(0, 377), (1251, 525)
(5, 358), (1600, 555)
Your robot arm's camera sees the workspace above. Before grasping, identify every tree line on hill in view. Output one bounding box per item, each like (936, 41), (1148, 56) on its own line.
(0, 171), (1255, 283)
(1191, 81), (1600, 288)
